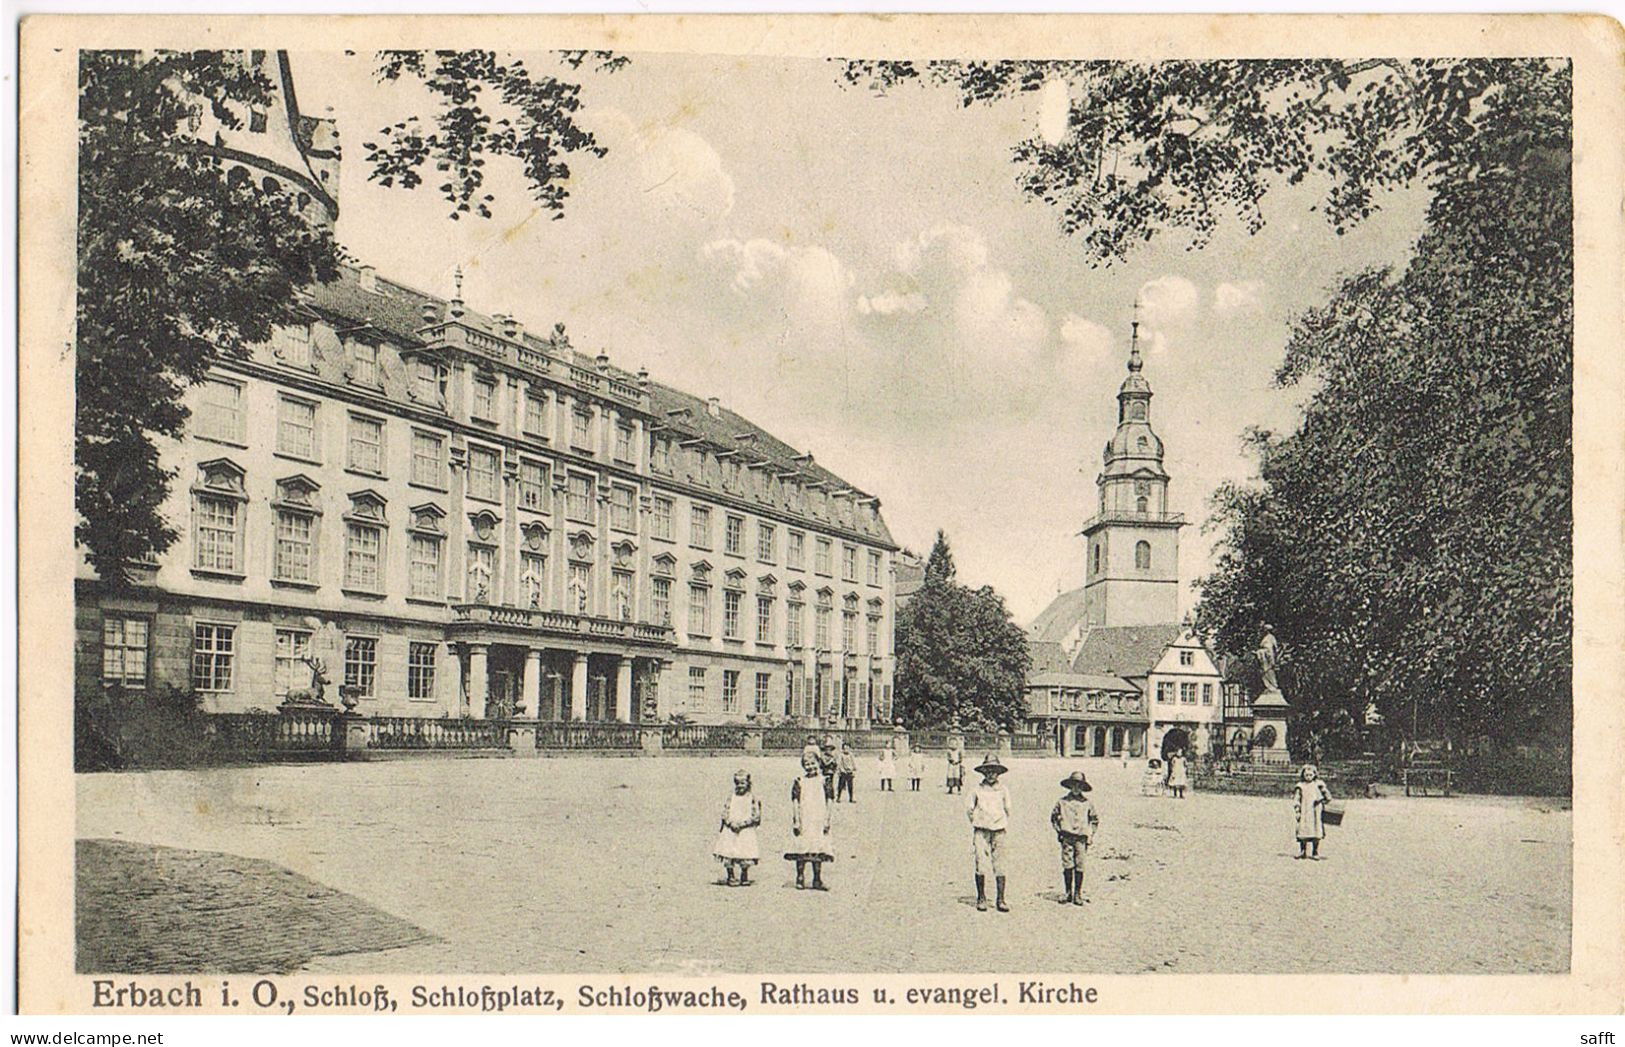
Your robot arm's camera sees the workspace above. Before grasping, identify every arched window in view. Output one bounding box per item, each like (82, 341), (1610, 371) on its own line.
(1136, 495), (1149, 514)
(1135, 541), (1151, 570)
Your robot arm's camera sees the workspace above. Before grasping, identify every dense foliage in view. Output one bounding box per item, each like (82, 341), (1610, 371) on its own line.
(76, 50), (618, 582)
(843, 58), (1573, 751)
(893, 533), (1031, 731)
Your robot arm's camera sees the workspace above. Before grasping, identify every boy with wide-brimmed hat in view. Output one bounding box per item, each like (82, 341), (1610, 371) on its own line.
(965, 753), (1013, 912)
(1050, 771), (1099, 905)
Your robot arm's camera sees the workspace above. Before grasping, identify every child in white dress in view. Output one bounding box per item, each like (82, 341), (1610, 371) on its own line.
(784, 750), (834, 890)
(714, 770), (762, 886)
(877, 747), (896, 791)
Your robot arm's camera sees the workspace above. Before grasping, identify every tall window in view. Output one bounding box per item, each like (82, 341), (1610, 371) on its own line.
(566, 474), (595, 522)
(867, 550), (882, 586)
(651, 496), (673, 539)
(273, 510), (314, 582)
(1135, 541), (1152, 570)
(612, 570), (633, 621)
(686, 667), (706, 712)
(757, 523), (776, 563)
(866, 614), (880, 654)
(723, 590), (742, 639)
(347, 414), (384, 474)
(689, 506), (711, 548)
(521, 552), (547, 608)
(816, 595), (832, 649)
(842, 545), (857, 582)
(1093, 543), (1102, 574)
(651, 577), (672, 624)
(788, 531), (805, 570)
(568, 563), (591, 614)
(196, 379), (243, 443)
(1157, 681), (1175, 703)
(842, 608), (856, 651)
(414, 359), (447, 405)
(408, 642), (437, 700)
(344, 636), (377, 698)
(1180, 682), (1198, 704)
(688, 584), (710, 635)
(1202, 683), (1213, 705)
(471, 377), (497, 420)
(519, 460), (549, 511)
(191, 623), (235, 692)
(467, 447), (500, 501)
(344, 523), (382, 591)
(101, 617), (148, 688)
(273, 629), (312, 695)
(725, 516), (744, 555)
(350, 341), (379, 386)
(754, 672), (771, 714)
(411, 431), (446, 488)
(650, 437), (670, 474)
(467, 544), (495, 602)
(787, 599), (804, 646)
(193, 495), (241, 573)
(756, 595), (773, 643)
(815, 538), (832, 575)
(272, 324), (311, 366)
(410, 534), (442, 600)
(277, 396), (318, 459)
(614, 423), (634, 463)
(722, 670), (740, 713)
(610, 486), (635, 531)
(571, 407), (593, 448)
(524, 387), (547, 434)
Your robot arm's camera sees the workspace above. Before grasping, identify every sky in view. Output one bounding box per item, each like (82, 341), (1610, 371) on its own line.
(290, 51), (1432, 625)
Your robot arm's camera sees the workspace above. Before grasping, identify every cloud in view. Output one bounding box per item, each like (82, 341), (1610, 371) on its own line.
(590, 109), (735, 226)
(1137, 275), (1200, 325)
(1214, 280), (1266, 317)
(871, 223), (1048, 356)
(1059, 314), (1116, 362)
(701, 238), (854, 326)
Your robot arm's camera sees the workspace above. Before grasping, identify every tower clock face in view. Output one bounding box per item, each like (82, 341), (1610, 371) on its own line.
(1135, 480), (1151, 495)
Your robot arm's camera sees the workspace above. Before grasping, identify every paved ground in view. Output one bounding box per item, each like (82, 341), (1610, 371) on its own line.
(76, 838), (433, 973)
(77, 755), (1571, 974)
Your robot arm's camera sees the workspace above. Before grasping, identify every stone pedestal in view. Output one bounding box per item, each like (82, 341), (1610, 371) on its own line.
(507, 719), (539, 757)
(640, 725), (664, 755)
(1251, 688), (1291, 762)
(744, 727), (764, 753)
(997, 729), (1014, 763)
(892, 724), (910, 758)
(338, 713), (370, 760)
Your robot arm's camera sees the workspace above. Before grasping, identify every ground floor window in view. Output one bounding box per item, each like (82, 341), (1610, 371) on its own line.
(345, 636), (378, 698)
(191, 623), (234, 692)
(686, 667), (706, 712)
(754, 672), (771, 714)
(408, 642), (437, 700)
(101, 616), (148, 689)
(722, 670), (740, 713)
(274, 629), (312, 695)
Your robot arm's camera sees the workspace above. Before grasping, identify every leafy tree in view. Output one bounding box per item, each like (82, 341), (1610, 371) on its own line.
(76, 49), (621, 583)
(893, 532), (1030, 730)
(843, 57), (1572, 751)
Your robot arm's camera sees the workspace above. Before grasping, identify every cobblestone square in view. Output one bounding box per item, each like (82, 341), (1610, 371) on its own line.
(77, 755), (1571, 974)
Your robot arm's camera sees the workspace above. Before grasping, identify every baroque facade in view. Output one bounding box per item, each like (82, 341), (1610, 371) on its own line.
(74, 51), (897, 726)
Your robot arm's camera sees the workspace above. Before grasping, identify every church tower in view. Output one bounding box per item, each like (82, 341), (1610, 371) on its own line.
(1080, 316), (1185, 627)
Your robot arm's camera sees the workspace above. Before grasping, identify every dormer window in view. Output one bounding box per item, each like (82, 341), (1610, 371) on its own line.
(350, 340), (379, 387)
(272, 324), (312, 368)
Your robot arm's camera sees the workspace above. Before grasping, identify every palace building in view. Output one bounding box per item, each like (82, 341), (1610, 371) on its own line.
(1024, 321), (1223, 758)
(74, 52), (897, 728)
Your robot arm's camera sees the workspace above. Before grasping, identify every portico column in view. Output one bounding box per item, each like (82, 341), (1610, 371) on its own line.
(570, 652), (588, 722)
(466, 642), (489, 719)
(616, 657), (634, 723)
(522, 648), (542, 718)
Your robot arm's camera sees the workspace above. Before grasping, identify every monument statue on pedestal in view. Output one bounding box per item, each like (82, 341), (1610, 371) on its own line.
(1256, 624), (1282, 694)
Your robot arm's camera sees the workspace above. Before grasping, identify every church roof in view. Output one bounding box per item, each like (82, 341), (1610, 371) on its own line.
(1028, 586), (1090, 643)
(1028, 671), (1141, 691)
(1070, 623), (1183, 678)
(1029, 640), (1075, 675)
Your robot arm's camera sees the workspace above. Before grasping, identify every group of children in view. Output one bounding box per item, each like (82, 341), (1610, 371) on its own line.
(712, 741), (1102, 908)
(875, 745), (930, 791)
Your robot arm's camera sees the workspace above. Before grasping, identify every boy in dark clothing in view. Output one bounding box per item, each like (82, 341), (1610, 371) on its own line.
(1050, 771), (1100, 905)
